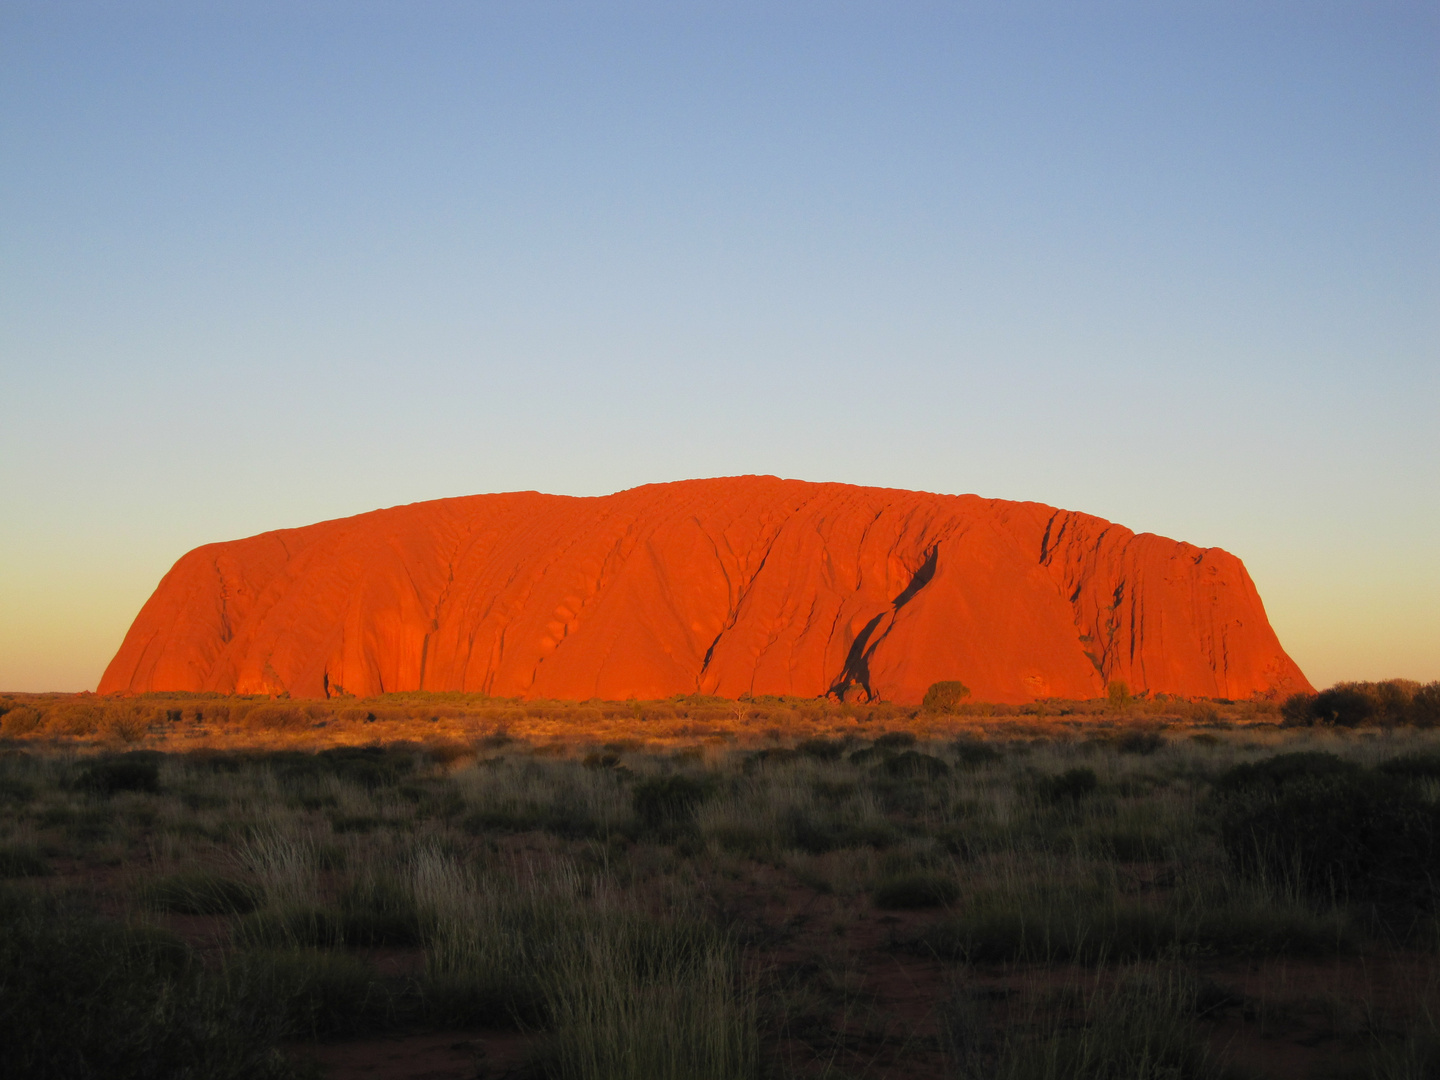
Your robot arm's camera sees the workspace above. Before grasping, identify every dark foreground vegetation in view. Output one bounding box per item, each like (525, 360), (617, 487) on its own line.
(1, 685), (1439, 1079)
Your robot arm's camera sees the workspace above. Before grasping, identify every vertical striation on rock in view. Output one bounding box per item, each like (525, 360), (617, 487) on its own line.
(99, 476), (1312, 703)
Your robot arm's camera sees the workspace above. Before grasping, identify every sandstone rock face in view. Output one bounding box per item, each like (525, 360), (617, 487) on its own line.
(99, 477), (1312, 704)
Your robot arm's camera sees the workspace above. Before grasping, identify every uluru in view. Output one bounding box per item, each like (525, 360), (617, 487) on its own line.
(99, 476), (1312, 704)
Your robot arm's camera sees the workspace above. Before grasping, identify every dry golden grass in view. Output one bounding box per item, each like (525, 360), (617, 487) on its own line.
(0, 689), (1288, 757)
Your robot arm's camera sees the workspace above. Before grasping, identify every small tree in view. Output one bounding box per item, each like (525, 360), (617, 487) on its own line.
(1313, 685), (1374, 727)
(921, 681), (971, 714)
(1280, 692), (1318, 726)
(1413, 683), (1440, 728)
(1107, 680), (1132, 709)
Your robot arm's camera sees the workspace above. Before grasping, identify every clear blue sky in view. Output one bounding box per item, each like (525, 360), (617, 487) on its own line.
(2, 1), (1436, 692)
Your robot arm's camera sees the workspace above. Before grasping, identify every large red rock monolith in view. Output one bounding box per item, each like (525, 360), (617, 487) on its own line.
(99, 476), (1311, 703)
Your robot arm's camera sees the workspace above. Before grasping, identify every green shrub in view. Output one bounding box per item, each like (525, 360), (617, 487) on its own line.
(1372, 681), (1421, 723)
(1216, 770), (1440, 911)
(922, 681), (971, 713)
(0, 706), (44, 737)
(415, 784), (466, 821)
(868, 774), (930, 815)
(1038, 767), (1098, 804)
(424, 740), (475, 766)
(632, 774), (713, 830)
(881, 749), (951, 779)
(952, 738), (1003, 768)
(0, 845), (50, 878)
(1379, 752), (1440, 782)
(874, 872), (959, 910)
(742, 748), (799, 770)
(141, 871), (262, 915)
(243, 704), (308, 731)
(0, 776), (38, 804)
(461, 796), (605, 839)
(1282, 681), (1440, 728)
(76, 753), (162, 795)
(268, 745), (418, 789)
(872, 731), (918, 751)
(710, 823), (772, 858)
(1280, 692), (1319, 726)
(1115, 731), (1164, 755)
(188, 750), (247, 773)
(62, 807), (113, 843)
(783, 807), (896, 854)
(1413, 683), (1440, 728)
(320, 745), (418, 786)
(783, 807), (842, 854)
(796, 737), (845, 761)
(1313, 685), (1375, 726)
(1211, 751), (1360, 796)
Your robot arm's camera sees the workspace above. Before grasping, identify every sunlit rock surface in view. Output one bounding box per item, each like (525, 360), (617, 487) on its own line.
(99, 476), (1311, 703)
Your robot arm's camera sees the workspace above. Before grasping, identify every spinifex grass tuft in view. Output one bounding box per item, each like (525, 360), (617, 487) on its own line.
(140, 870), (262, 915)
(982, 965), (1232, 1080)
(412, 846), (565, 1025)
(540, 914), (757, 1080)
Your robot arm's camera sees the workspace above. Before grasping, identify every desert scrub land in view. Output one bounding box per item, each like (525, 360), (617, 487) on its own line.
(2, 686), (1440, 1079)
